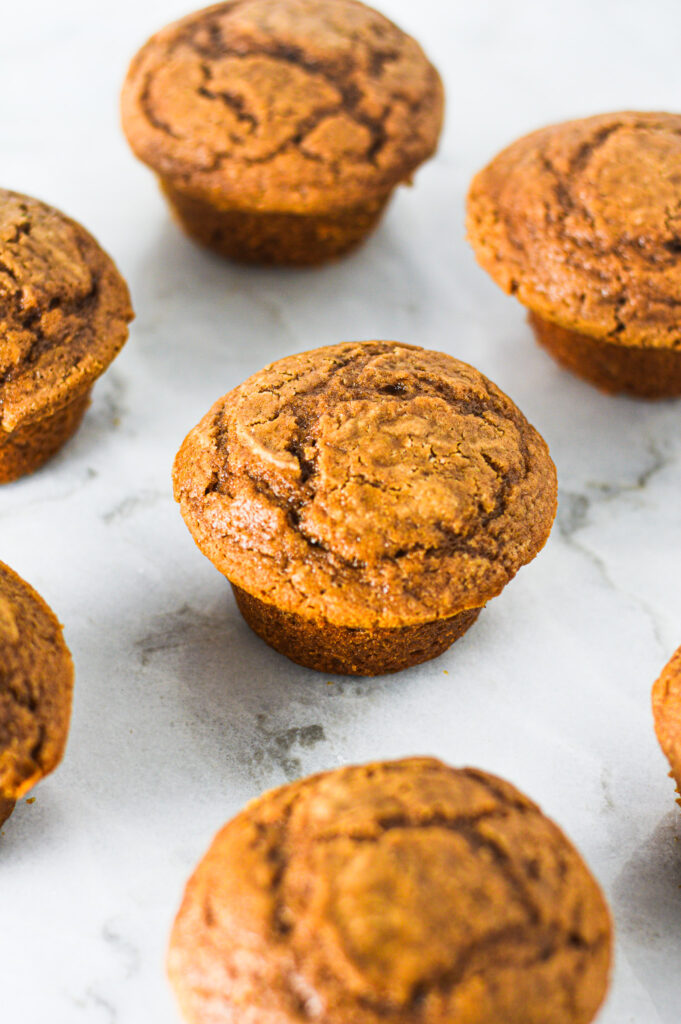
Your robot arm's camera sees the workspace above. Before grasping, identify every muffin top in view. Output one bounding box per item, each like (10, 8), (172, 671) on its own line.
(0, 561), (74, 804)
(169, 757), (612, 1024)
(174, 342), (556, 629)
(652, 646), (681, 799)
(121, 0), (444, 214)
(0, 189), (133, 433)
(467, 111), (681, 348)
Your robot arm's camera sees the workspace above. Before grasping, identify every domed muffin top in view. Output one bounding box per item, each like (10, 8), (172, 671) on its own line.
(0, 189), (132, 432)
(652, 646), (681, 799)
(169, 757), (612, 1024)
(467, 111), (681, 348)
(121, 0), (444, 214)
(173, 342), (557, 628)
(0, 561), (74, 803)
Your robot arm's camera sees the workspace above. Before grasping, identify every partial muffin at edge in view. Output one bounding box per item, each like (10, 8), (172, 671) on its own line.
(467, 112), (681, 396)
(121, 0), (444, 263)
(168, 757), (613, 1024)
(652, 646), (681, 801)
(173, 341), (557, 673)
(0, 188), (133, 481)
(0, 560), (74, 826)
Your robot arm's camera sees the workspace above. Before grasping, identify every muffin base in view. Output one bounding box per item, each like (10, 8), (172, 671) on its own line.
(160, 180), (392, 266)
(0, 388), (91, 484)
(232, 584), (482, 676)
(0, 798), (15, 828)
(529, 313), (681, 398)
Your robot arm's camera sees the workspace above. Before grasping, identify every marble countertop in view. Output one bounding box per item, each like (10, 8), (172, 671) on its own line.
(2, 0), (681, 1021)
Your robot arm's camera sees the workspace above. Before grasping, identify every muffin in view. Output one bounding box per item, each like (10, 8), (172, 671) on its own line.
(121, 0), (444, 265)
(652, 646), (681, 803)
(173, 341), (557, 675)
(0, 189), (133, 482)
(0, 561), (74, 828)
(467, 112), (681, 398)
(168, 756), (613, 1024)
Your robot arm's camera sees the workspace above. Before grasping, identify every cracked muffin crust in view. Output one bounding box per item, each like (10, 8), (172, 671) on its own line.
(467, 112), (681, 396)
(121, 0), (444, 264)
(0, 561), (74, 829)
(173, 341), (557, 674)
(0, 189), (133, 482)
(652, 646), (681, 803)
(168, 757), (613, 1024)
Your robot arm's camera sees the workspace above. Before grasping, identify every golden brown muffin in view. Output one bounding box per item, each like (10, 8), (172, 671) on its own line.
(168, 757), (613, 1024)
(173, 341), (557, 675)
(467, 112), (681, 398)
(121, 0), (444, 265)
(0, 561), (74, 828)
(652, 646), (681, 802)
(0, 189), (133, 482)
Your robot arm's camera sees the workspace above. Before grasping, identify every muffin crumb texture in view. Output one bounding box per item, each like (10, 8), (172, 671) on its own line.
(168, 757), (612, 1024)
(467, 112), (681, 348)
(121, 0), (444, 214)
(173, 342), (557, 631)
(0, 561), (74, 815)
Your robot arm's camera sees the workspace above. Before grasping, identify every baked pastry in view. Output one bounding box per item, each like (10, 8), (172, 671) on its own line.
(0, 561), (74, 828)
(168, 756), (613, 1024)
(121, 0), (444, 265)
(652, 645), (681, 802)
(173, 341), (557, 675)
(0, 189), (133, 482)
(467, 112), (681, 398)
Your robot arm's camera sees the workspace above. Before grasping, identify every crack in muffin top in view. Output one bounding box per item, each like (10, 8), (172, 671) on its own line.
(0, 561), (73, 802)
(467, 111), (681, 348)
(121, 0), (444, 214)
(0, 189), (133, 432)
(173, 342), (557, 628)
(652, 646), (681, 799)
(168, 758), (612, 1024)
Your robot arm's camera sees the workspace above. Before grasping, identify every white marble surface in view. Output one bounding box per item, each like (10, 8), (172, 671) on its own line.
(2, 0), (681, 1020)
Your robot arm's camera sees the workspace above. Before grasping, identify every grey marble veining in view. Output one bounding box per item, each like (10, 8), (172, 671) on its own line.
(2, 1), (681, 1022)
